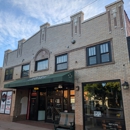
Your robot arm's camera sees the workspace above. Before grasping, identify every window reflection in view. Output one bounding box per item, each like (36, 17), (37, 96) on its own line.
(83, 81), (125, 130)
(70, 90), (75, 112)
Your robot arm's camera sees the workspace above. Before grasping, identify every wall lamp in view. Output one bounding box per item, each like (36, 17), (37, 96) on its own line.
(122, 81), (129, 89)
(75, 86), (79, 91)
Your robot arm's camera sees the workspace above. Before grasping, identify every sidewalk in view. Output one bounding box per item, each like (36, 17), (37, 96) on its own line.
(0, 121), (53, 130)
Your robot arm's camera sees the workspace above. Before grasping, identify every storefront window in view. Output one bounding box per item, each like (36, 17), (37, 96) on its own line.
(64, 90), (68, 111)
(70, 90), (75, 112)
(83, 81), (126, 130)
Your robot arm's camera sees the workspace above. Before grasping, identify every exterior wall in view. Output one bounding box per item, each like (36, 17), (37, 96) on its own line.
(1, 0), (130, 129)
(13, 89), (28, 121)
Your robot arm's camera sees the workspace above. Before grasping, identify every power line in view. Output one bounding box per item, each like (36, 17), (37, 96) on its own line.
(0, 0), (98, 49)
(54, 0), (98, 24)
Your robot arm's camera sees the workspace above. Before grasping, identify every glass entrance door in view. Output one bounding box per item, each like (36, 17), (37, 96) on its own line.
(46, 97), (63, 122)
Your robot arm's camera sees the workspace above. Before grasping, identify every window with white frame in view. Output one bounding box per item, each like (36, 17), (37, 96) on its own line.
(55, 54), (68, 71)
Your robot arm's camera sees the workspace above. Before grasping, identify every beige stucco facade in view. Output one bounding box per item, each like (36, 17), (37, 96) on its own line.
(0, 0), (130, 130)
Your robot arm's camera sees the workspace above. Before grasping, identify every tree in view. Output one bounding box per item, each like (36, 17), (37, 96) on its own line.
(84, 81), (121, 110)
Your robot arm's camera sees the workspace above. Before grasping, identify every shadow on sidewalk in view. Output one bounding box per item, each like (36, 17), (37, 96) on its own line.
(16, 120), (54, 130)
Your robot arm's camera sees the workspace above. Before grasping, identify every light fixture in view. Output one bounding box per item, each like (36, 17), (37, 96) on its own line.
(58, 84), (63, 89)
(75, 86), (79, 91)
(71, 40), (76, 44)
(34, 87), (39, 90)
(122, 81), (129, 89)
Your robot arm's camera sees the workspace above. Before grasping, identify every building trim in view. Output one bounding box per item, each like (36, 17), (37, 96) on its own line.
(48, 22), (70, 29)
(105, 0), (124, 8)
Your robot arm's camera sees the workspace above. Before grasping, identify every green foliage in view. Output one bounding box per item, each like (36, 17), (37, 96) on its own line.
(84, 81), (121, 106)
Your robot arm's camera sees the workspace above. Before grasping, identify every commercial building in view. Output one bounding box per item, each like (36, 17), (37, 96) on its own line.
(0, 0), (130, 130)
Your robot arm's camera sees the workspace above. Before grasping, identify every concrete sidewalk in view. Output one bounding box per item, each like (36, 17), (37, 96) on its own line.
(0, 121), (53, 130)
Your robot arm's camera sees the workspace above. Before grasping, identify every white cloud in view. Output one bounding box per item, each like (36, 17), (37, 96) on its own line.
(0, 0), (115, 54)
(9, 0), (99, 24)
(0, 11), (39, 50)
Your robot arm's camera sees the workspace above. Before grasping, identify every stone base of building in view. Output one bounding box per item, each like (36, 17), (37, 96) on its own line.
(12, 114), (27, 122)
(0, 114), (27, 122)
(0, 114), (12, 121)
(75, 124), (83, 130)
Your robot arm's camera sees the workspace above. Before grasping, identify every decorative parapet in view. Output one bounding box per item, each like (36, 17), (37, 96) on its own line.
(40, 23), (50, 43)
(17, 39), (26, 57)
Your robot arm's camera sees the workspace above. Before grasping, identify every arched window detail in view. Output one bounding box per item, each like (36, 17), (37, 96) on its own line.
(34, 48), (50, 71)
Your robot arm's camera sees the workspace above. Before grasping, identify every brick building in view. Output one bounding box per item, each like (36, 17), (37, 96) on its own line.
(0, 0), (130, 130)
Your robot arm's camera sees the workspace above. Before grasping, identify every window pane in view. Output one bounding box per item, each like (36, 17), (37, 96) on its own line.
(89, 47), (96, 56)
(56, 54), (67, 71)
(63, 55), (67, 62)
(89, 56), (96, 65)
(57, 63), (67, 71)
(70, 96), (75, 112)
(70, 90), (75, 95)
(57, 57), (59, 64)
(22, 64), (29, 77)
(83, 81), (125, 130)
(23, 64), (29, 71)
(84, 81), (123, 118)
(101, 53), (110, 62)
(36, 59), (48, 71)
(100, 43), (108, 53)
(57, 55), (67, 64)
(5, 68), (13, 80)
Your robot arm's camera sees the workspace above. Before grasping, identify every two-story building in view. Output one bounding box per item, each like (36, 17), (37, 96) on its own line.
(0, 0), (130, 130)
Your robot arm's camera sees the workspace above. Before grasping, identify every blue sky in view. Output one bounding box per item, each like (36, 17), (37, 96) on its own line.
(0, 0), (130, 67)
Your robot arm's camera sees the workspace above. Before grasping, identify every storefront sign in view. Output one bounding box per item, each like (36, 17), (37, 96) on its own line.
(28, 75), (48, 81)
(94, 111), (101, 117)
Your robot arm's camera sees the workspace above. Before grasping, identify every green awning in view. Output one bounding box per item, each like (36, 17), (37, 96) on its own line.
(4, 70), (74, 88)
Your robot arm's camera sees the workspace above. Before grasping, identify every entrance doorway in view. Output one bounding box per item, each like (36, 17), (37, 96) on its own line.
(46, 97), (63, 122)
(28, 85), (75, 122)
(29, 89), (46, 121)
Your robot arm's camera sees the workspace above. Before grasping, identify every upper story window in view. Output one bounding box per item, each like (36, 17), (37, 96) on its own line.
(55, 54), (68, 71)
(4, 68), (13, 81)
(127, 36), (130, 60)
(21, 64), (30, 78)
(87, 41), (112, 66)
(35, 59), (48, 71)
